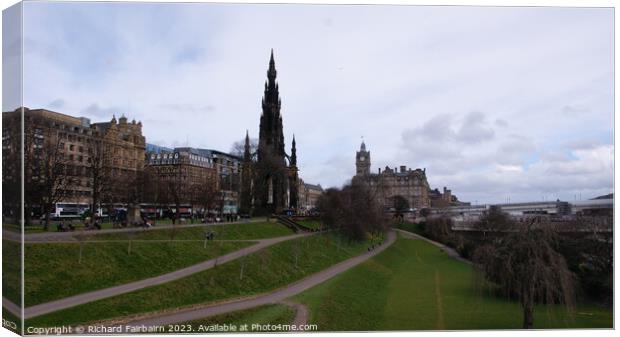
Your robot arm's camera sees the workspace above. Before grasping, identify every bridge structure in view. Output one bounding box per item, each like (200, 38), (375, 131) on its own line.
(429, 198), (613, 234)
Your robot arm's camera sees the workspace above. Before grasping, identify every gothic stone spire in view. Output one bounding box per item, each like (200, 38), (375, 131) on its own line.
(290, 134), (297, 166)
(244, 129), (251, 161)
(256, 49), (288, 214)
(259, 49), (285, 159)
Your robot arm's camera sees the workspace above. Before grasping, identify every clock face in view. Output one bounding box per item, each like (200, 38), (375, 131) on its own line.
(360, 156), (365, 162)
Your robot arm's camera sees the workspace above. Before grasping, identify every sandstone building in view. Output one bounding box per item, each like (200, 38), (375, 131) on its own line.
(353, 140), (460, 210)
(145, 146), (241, 215)
(2, 107), (145, 220)
(298, 179), (324, 211)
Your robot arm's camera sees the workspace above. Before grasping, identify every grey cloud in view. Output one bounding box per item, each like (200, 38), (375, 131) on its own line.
(159, 103), (217, 113)
(401, 113), (453, 143)
(437, 145), (612, 202)
(48, 98), (65, 109)
(494, 118), (508, 127)
(561, 104), (590, 116)
(173, 46), (205, 64)
(80, 103), (121, 118)
(454, 111), (495, 144)
(563, 139), (604, 151)
(495, 136), (536, 165)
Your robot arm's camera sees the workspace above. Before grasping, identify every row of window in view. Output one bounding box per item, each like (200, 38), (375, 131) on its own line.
(59, 142), (85, 153)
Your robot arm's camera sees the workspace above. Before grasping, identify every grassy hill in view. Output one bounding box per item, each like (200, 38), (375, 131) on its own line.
(86, 221), (294, 241)
(183, 304), (296, 332)
(24, 240), (253, 306)
(293, 233), (612, 330)
(2, 240), (22, 305)
(26, 232), (371, 328)
(21, 221), (294, 306)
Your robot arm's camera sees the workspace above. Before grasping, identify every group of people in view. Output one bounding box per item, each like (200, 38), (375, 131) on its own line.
(83, 217), (102, 230)
(56, 222), (75, 232)
(201, 213), (240, 223)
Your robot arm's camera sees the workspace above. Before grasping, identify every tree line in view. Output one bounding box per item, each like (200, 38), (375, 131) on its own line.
(4, 120), (221, 228)
(414, 209), (612, 329)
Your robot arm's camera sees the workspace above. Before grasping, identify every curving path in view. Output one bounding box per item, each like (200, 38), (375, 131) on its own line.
(2, 297), (21, 318)
(394, 228), (472, 265)
(110, 230), (397, 330)
(281, 300), (309, 329)
(20, 232), (313, 320)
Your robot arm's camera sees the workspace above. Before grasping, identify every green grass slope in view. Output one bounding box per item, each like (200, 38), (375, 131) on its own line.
(26, 232), (369, 328)
(294, 233), (612, 330)
(295, 220), (324, 230)
(3, 240), (22, 305)
(182, 304), (296, 332)
(24, 240), (252, 306)
(87, 221), (293, 241)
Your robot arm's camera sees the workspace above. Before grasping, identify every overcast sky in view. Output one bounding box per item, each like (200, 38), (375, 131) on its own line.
(8, 2), (614, 204)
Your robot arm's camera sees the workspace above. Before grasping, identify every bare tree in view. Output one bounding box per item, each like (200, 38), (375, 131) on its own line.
(2, 116), (22, 225)
(191, 174), (218, 222)
(318, 180), (388, 241)
(424, 216), (454, 243)
(30, 127), (71, 230)
(87, 139), (113, 219)
(556, 216), (613, 306)
(157, 163), (189, 226)
(473, 218), (576, 329)
(229, 137), (258, 158)
(473, 206), (514, 240)
(392, 195), (409, 222)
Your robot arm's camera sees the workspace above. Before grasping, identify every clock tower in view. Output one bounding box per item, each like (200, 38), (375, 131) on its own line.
(356, 140), (371, 176)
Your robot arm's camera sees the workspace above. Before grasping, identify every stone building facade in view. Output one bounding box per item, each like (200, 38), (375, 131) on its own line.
(210, 150), (242, 214)
(353, 141), (465, 210)
(429, 187), (456, 208)
(298, 179), (323, 211)
(145, 146), (240, 214)
(353, 141), (431, 209)
(2, 107), (145, 219)
(145, 147), (217, 214)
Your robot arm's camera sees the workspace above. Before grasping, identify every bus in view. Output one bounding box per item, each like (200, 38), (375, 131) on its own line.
(139, 203), (194, 219)
(47, 203), (90, 219)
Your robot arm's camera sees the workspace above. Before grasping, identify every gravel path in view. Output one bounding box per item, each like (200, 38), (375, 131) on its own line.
(394, 228), (472, 265)
(281, 300), (309, 328)
(21, 232), (313, 319)
(22, 239), (263, 244)
(107, 230), (397, 331)
(2, 296), (21, 318)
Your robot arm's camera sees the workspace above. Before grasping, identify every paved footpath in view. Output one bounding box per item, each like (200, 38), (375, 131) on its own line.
(281, 300), (309, 329)
(17, 232), (313, 320)
(2, 297), (21, 318)
(110, 230), (397, 331)
(394, 228), (472, 265)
